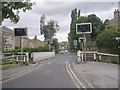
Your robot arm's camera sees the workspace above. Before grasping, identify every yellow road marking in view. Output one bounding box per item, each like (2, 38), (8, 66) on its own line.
(68, 63), (86, 88)
(72, 62), (94, 88)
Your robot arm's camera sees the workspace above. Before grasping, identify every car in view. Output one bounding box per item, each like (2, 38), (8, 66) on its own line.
(65, 50), (68, 53)
(59, 50), (65, 54)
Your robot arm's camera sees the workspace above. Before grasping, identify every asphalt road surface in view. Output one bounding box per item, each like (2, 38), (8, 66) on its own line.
(2, 52), (77, 88)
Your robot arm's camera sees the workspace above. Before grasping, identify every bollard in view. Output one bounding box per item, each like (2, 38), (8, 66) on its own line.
(99, 54), (102, 61)
(16, 56), (18, 61)
(94, 53), (96, 61)
(81, 53), (84, 61)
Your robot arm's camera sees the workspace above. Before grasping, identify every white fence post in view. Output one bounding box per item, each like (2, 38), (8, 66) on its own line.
(26, 53), (29, 63)
(16, 56), (18, 61)
(81, 53), (84, 61)
(99, 53), (102, 61)
(94, 53), (96, 60)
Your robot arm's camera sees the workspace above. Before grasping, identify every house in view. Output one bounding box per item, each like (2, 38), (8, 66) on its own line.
(0, 26), (45, 51)
(30, 36), (45, 48)
(107, 9), (120, 29)
(59, 42), (69, 50)
(0, 26), (15, 51)
(15, 36), (30, 49)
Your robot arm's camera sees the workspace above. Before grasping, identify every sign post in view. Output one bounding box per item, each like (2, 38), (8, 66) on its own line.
(76, 23), (92, 63)
(14, 28), (27, 62)
(116, 37), (120, 64)
(73, 40), (78, 52)
(83, 34), (87, 63)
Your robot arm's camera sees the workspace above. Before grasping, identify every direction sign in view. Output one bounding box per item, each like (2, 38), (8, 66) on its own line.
(73, 40), (78, 46)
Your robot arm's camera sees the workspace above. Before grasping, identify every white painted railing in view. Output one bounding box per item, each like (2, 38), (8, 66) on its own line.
(77, 51), (119, 63)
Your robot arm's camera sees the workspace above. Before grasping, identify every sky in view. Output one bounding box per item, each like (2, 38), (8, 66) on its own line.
(2, 1), (119, 42)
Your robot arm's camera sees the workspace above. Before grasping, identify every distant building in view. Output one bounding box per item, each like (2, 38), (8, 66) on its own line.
(15, 36), (30, 49)
(0, 26), (15, 51)
(107, 9), (120, 29)
(59, 42), (69, 50)
(30, 36), (45, 48)
(1, 26), (45, 51)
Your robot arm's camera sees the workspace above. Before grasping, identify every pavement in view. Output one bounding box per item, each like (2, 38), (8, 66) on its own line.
(1, 63), (38, 82)
(72, 61), (118, 88)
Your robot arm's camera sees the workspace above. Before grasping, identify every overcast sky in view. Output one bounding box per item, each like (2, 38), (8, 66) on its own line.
(2, 1), (119, 42)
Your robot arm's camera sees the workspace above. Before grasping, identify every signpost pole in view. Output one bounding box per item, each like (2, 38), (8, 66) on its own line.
(20, 36), (23, 61)
(83, 34), (86, 63)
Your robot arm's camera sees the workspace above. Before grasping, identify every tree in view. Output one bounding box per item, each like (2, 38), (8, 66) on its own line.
(76, 14), (105, 40)
(40, 14), (46, 34)
(104, 19), (109, 26)
(52, 38), (59, 53)
(68, 8), (81, 51)
(96, 28), (119, 54)
(87, 14), (104, 40)
(2, 1), (34, 23)
(40, 15), (59, 40)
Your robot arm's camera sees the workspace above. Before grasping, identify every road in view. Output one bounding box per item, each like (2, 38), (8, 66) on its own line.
(2, 52), (77, 88)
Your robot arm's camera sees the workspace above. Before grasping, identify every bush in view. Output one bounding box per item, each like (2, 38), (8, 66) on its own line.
(96, 28), (119, 54)
(3, 45), (50, 53)
(23, 45), (50, 52)
(3, 49), (20, 53)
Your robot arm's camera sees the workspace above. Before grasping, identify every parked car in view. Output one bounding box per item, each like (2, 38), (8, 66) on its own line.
(59, 50), (65, 54)
(65, 50), (68, 53)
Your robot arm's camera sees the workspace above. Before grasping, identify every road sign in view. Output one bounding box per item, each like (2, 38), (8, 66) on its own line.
(73, 40), (78, 46)
(76, 23), (92, 34)
(116, 37), (120, 41)
(14, 28), (28, 36)
(78, 37), (84, 42)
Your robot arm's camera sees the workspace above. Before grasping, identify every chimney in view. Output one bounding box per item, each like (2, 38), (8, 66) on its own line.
(35, 36), (37, 40)
(114, 9), (119, 18)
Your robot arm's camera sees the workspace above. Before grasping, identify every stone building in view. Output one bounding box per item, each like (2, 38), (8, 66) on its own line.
(15, 36), (45, 49)
(107, 9), (120, 29)
(1, 26), (45, 51)
(15, 36), (30, 49)
(0, 26), (15, 51)
(30, 36), (45, 48)
(59, 42), (69, 50)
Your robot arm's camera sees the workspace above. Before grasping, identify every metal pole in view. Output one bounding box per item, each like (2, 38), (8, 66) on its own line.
(118, 38), (120, 65)
(20, 36), (23, 60)
(49, 43), (51, 51)
(83, 34), (86, 63)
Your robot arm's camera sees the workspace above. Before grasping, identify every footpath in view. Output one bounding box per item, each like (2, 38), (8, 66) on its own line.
(72, 61), (118, 88)
(1, 63), (38, 82)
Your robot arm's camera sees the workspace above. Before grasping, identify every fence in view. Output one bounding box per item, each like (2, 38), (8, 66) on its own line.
(1, 51), (56, 64)
(1, 52), (29, 64)
(77, 51), (119, 64)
